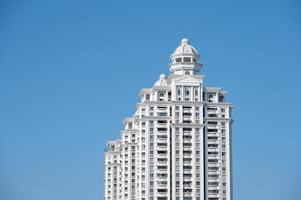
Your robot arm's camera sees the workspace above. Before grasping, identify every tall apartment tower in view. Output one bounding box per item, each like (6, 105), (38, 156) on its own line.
(104, 38), (233, 200)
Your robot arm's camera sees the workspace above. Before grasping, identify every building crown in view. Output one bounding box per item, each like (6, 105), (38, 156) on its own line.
(169, 37), (202, 75)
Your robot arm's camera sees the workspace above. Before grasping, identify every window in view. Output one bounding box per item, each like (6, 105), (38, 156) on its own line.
(176, 87), (182, 101)
(145, 94), (150, 101)
(208, 94), (214, 102)
(177, 88), (181, 95)
(158, 92), (165, 101)
(185, 88), (190, 96)
(219, 95), (224, 102)
(175, 57), (182, 62)
(185, 71), (190, 75)
(183, 57), (191, 62)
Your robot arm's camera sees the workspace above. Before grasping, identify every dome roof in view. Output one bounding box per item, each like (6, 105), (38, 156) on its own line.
(154, 74), (169, 86)
(172, 37), (199, 57)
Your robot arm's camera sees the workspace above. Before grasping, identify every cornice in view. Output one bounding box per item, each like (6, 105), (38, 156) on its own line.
(204, 117), (232, 122)
(204, 102), (233, 107)
(170, 123), (204, 128)
(143, 116), (171, 120)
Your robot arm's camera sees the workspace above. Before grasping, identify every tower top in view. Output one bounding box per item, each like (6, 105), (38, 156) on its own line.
(169, 37), (202, 75)
(181, 37), (190, 45)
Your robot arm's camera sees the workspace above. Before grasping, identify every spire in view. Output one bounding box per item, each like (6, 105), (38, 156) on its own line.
(169, 37), (202, 75)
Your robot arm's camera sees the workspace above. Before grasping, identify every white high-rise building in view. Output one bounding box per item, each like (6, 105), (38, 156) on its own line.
(104, 38), (233, 200)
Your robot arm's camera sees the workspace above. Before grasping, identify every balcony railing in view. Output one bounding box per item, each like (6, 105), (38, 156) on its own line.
(183, 108), (191, 113)
(183, 161), (192, 165)
(183, 139), (192, 143)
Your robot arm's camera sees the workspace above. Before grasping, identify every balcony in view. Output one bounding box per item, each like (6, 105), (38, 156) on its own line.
(207, 114), (218, 118)
(157, 154), (167, 159)
(207, 123), (218, 128)
(183, 189), (192, 196)
(208, 132), (219, 137)
(183, 172), (192, 178)
(183, 116), (191, 121)
(157, 182), (168, 188)
(157, 112), (168, 117)
(157, 174), (168, 179)
(208, 163), (221, 168)
(183, 146), (191, 151)
(183, 169), (192, 174)
(183, 131), (192, 135)
(183, 108), (191, 113)
(183, 161), (192, 165)
(208, 170), (221, 175)
(208, 140), (219, 144)
(183, 111), (192, 116)
(183, 154), (192, 159)
(208, 154), (220, 159)
(183, 138), (192, 143)
(208, 148), (219, 152)
(183, 176), (192, 182)
(208, 185), (221, 191)
(157, 146), (168, 151)
(157, 137), (167, 142)
(157, 131), (168, 135)
(208, 193), (221, 198)
(207, 108), (218, 113)
(157, 170), (168, 175)
(157, 123), (167, 128)
(157, 106), (167, 110)
(157, 159), (168, 165)
(157, 189), (168, 196)
(183, 184), (192, 189)
(183, 150), (192, 154)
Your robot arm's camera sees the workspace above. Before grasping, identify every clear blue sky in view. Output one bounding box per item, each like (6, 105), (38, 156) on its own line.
(1, 0), (301, 200)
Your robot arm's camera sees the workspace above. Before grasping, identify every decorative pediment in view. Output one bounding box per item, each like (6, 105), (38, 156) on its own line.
(172, 75), (202, 83)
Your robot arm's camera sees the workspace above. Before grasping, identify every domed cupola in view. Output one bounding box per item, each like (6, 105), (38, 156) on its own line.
(169, 37), (203, 75)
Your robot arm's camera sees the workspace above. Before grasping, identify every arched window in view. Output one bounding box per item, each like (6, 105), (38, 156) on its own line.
(158, 92), (165, 101)
(208, 94), (214, 102)
(185, 71), (190, 75)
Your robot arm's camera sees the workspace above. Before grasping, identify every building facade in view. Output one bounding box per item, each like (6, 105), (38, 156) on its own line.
(104, 38), (233, 200)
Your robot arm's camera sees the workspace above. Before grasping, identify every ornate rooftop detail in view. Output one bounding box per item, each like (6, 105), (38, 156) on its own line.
(169, 37), (202, 75)
(154, 74), (169, 87)
(172, 37), (199, 57)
